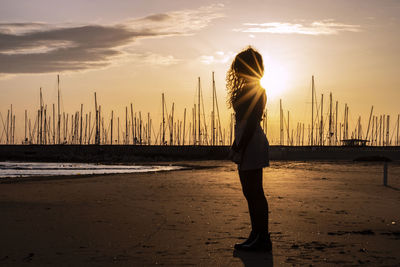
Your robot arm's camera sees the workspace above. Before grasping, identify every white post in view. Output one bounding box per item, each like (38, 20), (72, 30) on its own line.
(383, 162), (388, 186)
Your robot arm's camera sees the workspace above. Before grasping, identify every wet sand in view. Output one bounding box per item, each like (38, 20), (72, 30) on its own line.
(0, 161), (399, 266)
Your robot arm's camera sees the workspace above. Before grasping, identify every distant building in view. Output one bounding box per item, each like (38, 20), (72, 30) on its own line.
(341, 139), (369, 146)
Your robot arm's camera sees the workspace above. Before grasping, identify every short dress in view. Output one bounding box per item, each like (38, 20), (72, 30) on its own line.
(235, 120), (270, 170)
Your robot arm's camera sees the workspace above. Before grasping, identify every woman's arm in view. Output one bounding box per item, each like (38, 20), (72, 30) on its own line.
(235, 91), (266, 150)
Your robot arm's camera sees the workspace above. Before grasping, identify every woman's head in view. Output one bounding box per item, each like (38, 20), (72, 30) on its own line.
(226, 46), (264, 107)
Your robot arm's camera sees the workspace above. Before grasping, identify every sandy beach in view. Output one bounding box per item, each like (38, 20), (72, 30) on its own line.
(0, 160), (399, 266)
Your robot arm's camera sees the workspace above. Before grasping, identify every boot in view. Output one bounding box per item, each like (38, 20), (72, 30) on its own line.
(234, 233), (272, 252)
(234, 231), (256, 250)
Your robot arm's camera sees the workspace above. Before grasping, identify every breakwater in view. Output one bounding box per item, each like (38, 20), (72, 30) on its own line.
(0, 145), (399, 163)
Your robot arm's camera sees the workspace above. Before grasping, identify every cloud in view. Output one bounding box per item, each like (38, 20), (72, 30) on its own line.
(125, 3), (224, 36)
(199, 51), (234, 65)
(0, 4), (224, 74)
(0, 22), (49, 35)
(130, 53), (181, 66)
(234, 20), (361, 35)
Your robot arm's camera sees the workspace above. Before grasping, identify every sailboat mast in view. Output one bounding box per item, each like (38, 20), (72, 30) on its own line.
(329, 92), (332, 145)
(213, 72), (223, 146)
(280, 99), (283, 145)
(397, 114), (400, 146)
(148, 112), (151, 145)
(111, 111), (113, 145)
(94, 92), (99, 145)
(125, 106), (128, 144)
(80, 104), (83, 145)
(57, 75), (61, 144)
(52, 104), (55, 144)
(320, 94), (324, 146)
(335, 101), (338, 145)
(311, 76), (315, 146)
(198, 77), (201, 145)
(130, 103), (134, 145)
(287, 111), (290, 145)
(183, 108), (186, 146)
(162, 93), (165, 145)
(386, 115), (390, 146)
(25, 109), (27, 143)
(212, 72), (215, 145)
(39, 88), (43, 144)
(366, 106), (374, 142)
(170, 103), (174, 145)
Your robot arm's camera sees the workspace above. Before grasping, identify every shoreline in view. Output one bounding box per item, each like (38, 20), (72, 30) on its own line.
(0, 161), (221, 184)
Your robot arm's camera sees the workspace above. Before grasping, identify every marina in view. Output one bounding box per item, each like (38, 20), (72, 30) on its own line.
(1, 75), (399, 148)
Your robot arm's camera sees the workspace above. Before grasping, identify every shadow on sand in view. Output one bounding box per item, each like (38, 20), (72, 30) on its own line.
(233, 249), (273, 267)
(386, 185), (400, 191)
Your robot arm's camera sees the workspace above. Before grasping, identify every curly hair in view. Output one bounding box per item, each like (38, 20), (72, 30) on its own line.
(226, 46), (264, 108)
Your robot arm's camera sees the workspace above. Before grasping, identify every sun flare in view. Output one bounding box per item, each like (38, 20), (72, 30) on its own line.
(260, 61), (290, 100)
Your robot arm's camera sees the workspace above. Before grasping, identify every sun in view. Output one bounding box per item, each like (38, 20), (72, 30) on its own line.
(260, 61), (290, 100)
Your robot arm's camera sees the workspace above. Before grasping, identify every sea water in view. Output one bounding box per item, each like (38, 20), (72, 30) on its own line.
(0, 161), (184, 178)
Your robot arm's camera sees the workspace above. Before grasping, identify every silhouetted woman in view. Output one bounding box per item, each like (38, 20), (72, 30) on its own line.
(227, 47), (271, 252)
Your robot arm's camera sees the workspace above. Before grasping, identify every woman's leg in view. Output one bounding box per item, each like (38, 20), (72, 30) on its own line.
(235, 168), (271, 251)
(239, 168), (269, 235)
(238, 169), (257, 232)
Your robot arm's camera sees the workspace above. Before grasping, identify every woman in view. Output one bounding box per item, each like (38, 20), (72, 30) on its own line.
(227, 46), (271, 252)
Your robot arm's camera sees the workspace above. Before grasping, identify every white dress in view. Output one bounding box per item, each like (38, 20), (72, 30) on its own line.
(235, 120), (269, 170)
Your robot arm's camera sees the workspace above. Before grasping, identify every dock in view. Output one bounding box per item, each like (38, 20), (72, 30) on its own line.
(1, 145), (399, 163)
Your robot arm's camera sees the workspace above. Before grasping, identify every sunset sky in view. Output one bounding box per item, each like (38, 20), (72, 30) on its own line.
(1, 0), (399, 143)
